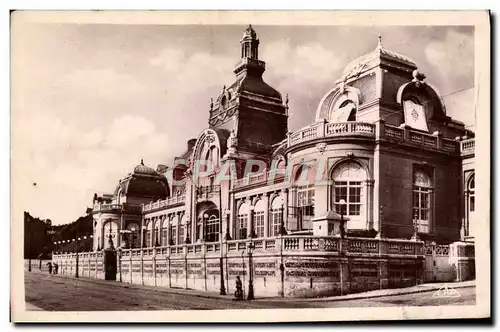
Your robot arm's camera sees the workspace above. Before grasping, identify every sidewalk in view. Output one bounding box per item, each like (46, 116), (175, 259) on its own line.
(266, 280), (476, 303)
(27, 270), (474, 303)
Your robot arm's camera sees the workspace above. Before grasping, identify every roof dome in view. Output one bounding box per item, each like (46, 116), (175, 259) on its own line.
(133, 159), (157, 175)
(115, 160), (169, 199)
(341, 36), (417, 79)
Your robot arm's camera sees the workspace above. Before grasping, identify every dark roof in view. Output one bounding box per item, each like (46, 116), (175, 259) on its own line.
(239, 76), (282, 101)
(114, 161), (170, 199)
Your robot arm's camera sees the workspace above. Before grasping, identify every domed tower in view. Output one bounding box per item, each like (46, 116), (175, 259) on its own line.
(315, 35), (462, 137)
(92, 160), (170, 250)
(115, 159), (170, 204)
(208, 25), (288, 157)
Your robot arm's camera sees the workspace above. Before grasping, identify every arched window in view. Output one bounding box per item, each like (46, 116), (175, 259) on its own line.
(270, 196), (284, 236)
(329, 100), (356, 122)
(254, 199), (266, 238)
(160, 218), (168, 247)
(169, 216), (177, 245)
(177, 214), (185, 244)
(413, 170), (432, 233)
(468, 175), (475, 212)
(144, 220), (154, 248)
(236, 202), (249, 239)
(127, 223), (140, 249)
(102, 221), (119, 248)
(205, 146), (219, 170)
(294, 165), (315, 230)
(331, 162), (366, 217)
(205, 212), (220, 243)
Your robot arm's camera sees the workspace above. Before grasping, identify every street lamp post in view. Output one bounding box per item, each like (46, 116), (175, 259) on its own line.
(219, 210), (226, 295)
(130, 227), (136, 249)
(120, 229), (131, 249)
(224, 209), (231, 240)
(141, 225), (147, 248)
(203, 213), (209, 242)
(339, 199), (346, 239)
(75, 237), (81, 278)
(247, 238), (255, 300)
(412, 211), (419, 240)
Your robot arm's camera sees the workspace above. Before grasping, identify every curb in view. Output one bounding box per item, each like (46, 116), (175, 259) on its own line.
(291, 283), (475, 303)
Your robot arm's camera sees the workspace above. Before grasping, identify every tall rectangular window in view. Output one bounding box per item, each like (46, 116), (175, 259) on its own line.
(205, 216), (220, 242)
(270, 209), (283, 236)
(333, 181), (362, 216)
(297, 184), (315, 230)
(413, 169), (432, 233)
(170, 225), (177, 245)
(236, 214), (247, 239)
(254, 211), (265, 238)
(161, 228), (168, 247)
(178, 226), (185, 244)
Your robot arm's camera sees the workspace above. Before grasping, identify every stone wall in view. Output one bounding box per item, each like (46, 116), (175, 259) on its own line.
(52, 236), (472, 298)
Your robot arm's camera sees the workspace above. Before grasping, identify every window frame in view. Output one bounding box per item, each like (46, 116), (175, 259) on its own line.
(412, 169), (433, 234)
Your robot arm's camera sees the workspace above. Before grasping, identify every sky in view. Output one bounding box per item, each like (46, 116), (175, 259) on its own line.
(11, 19), (475, 225)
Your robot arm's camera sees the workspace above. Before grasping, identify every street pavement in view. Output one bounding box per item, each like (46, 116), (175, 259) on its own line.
(25, 271), (475, 311)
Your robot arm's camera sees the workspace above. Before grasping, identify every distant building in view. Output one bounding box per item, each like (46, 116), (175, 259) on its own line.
(91, 26), (476, 251)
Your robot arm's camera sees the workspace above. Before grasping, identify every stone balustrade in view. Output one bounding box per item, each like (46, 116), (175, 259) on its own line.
(460, 138), (475, 157)
(92, 203), (122, 213)
(381, 123), (458, 153)
(143, 195), (186, 212)
(287, 121), (376, 147)
(283, 120), (460, 154)
(55, 236), (476, 298)
(233, 169), (287, 189)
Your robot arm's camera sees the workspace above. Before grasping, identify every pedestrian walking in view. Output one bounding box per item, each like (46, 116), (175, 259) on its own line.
(46, 262), (52, 274)
(53, 262), (59, 275)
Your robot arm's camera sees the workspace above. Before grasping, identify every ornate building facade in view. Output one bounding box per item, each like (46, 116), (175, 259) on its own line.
(70, 26), (476, 297)
(92, 27), (476, 250)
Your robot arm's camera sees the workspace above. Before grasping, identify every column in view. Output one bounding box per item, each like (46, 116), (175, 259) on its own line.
(158, 215), (165, 246)
(229, 195), (236, 239)
(248, 202), (255, 238)
(149, 218), (154, 248)
(283, 189), (289, 232)
(430, 188), (435, 234)
(365, 179), (374, 230)
(166, 214), (171, 246)
(178, 212), (182, 244)
(263, 193), (270, 238)
(463, 189), (469, 238)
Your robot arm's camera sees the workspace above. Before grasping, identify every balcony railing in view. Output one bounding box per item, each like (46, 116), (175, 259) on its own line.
(233, 169), (286, 189)
(109, 236), (424, 257)
(382, 123), (458, 153)
(285, 120), (461, 154)
(460, 138), (475, 156)
(92, 203), (122, 213)
(143, 195), (186, 212)
(196, 185), (221, 197)
(288, 121), (376, 147)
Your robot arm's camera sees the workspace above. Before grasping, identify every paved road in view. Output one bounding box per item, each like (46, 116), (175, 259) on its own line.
(25, 272), (475, 311)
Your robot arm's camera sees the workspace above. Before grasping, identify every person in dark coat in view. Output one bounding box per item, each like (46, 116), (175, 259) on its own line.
(53, 262), (59, 275)
(46, 262), (52, 274)
(234, 276), (243, 300)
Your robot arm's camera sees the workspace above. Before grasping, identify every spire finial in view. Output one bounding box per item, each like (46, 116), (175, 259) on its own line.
(140, 159), (144, 166)
(285, 93), (289, 107)
(378, 33), (383, 48)
(210, 97), (213, 110)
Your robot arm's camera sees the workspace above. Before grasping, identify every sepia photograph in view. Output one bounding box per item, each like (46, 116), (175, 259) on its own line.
(10, 10), (490, 322)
